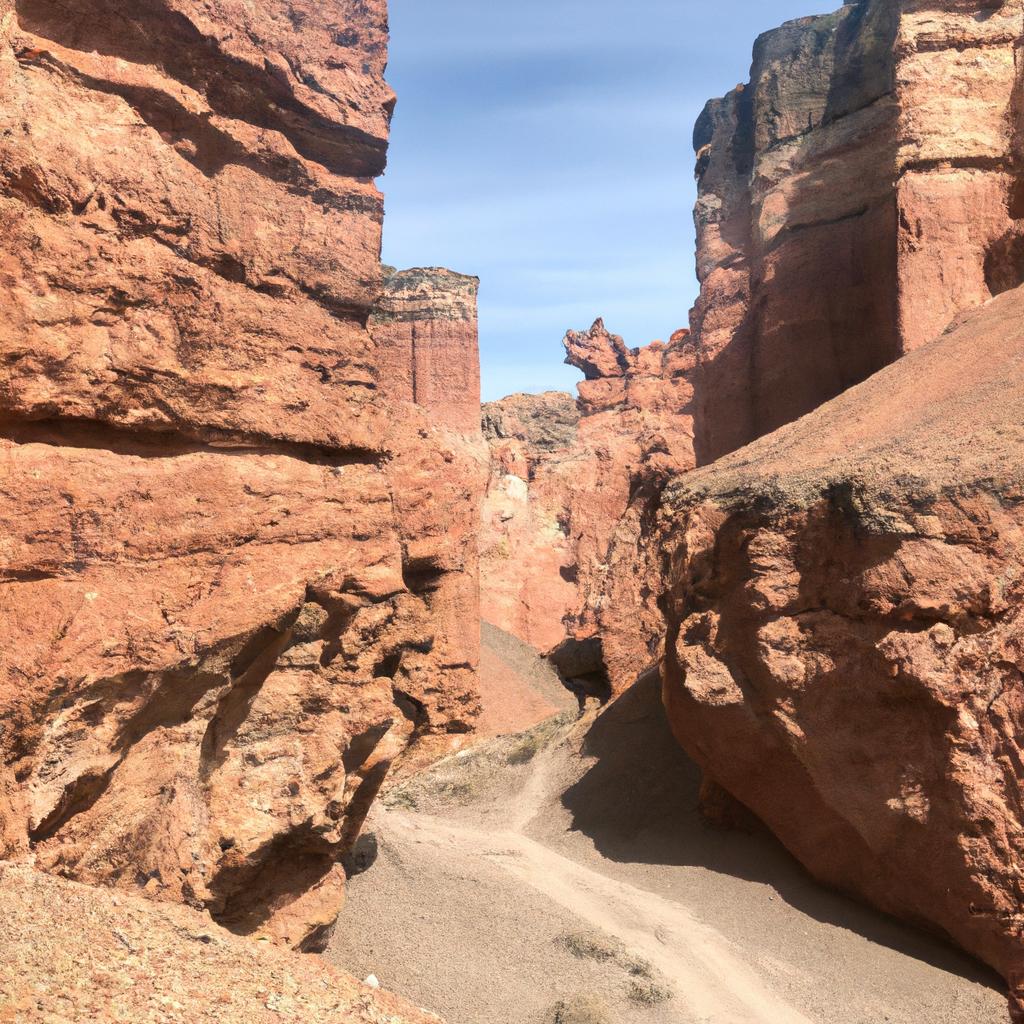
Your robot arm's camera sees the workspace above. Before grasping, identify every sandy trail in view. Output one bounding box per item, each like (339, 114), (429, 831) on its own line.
(328, 625), (1008, 1024)
(403, 805), (813, 1024)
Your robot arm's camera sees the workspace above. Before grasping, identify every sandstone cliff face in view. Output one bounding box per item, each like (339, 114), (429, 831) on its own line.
(371, 267), (482, 436)
(481, 391), (580, 652)
(0, 0), (479, 951)
(370, 265), (487, 772)
(576, 4), (1024, 1014)
(692, 0), (1024, 464)
(655, 283), (1024, 1010)
(480, 321), (696, 676)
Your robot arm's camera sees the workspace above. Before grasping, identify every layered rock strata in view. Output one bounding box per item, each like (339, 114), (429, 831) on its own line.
(0, 0), (480, 951)
(655, 283), (1024, 1015)
(480, 321), (696, 677)
(692, 0), (1024, 463)
(371, 267), (482, 436)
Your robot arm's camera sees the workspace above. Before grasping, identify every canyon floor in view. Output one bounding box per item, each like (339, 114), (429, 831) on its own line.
(328, 626), (1009, 1024)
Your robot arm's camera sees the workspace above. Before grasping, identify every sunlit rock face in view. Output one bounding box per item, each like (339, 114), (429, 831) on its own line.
(0, 0), (481, 951)
(691, 0), (1024, 464)
(579, 4), (1024, 1017)
(481, 390), (581, 653)
(480, 321), (696, 682)
(371, 266), (483, 436)
(656, 284), (1024, 1015)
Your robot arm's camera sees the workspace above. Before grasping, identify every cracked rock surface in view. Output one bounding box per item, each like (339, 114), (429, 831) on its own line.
(0, 0), (481, 955)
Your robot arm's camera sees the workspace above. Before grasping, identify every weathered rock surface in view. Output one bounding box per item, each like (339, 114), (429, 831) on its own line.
(655, 283), (1024, 1011)
(692, 0), (1024, 464)
(481, 391), (580, 652)
(371, 267), (483, 436)
(0, 862), (441, 1023)
(479, 322), (696, 669)
(0, 0), (480, 952)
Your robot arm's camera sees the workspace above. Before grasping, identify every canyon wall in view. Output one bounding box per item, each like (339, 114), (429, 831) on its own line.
(479, 321), (696, 675)
(581, 0), (1024, 1014)
(657, 285), (1024, 1010)
(0, 0), (480, 954)
(692, 0), (1024, 463)
(481, 391), (580, 652)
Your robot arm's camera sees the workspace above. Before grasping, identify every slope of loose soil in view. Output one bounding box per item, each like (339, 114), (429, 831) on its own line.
(0, 863), (439, 1024)
(476, 622), (577, 737)
(328, 648), (1007, 1023)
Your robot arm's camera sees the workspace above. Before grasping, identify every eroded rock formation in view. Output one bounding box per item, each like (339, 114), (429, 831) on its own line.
(480, 321), (696, 678)
(575, 3), (1024, 1015)
(656, 283), (1024, 1012)
(0, 0), (480, 952)
(481, 391), (580, 652)
(692, 0), (1024, 463)
(371, 266), (483, 436)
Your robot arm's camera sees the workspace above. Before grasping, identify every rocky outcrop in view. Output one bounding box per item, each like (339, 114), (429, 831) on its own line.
(0, 862), (442, 1023)
(370, 264), (488, 771)
(655, 282), (1024, 1013)
(371, 267), (482, 436)
(480, 391), (580, 652)
(0, 0), (480, 951)
(692, 0), (1024, 464)
(480, 322), (696, 674)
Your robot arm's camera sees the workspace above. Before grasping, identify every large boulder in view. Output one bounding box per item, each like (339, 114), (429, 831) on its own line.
(656, 284), (1024, 1010)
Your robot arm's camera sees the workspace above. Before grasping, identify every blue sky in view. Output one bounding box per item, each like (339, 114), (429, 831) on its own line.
(381, 0), (839, 401)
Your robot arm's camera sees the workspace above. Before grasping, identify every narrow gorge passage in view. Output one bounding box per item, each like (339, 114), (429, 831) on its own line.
(328, 627), (1008, 1024)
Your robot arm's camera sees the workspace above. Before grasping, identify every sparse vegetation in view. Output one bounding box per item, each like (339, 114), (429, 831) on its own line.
(385, 788), (419, 811)
(550, 995), (613, 1024)
(506, 733), (542, 764)
(556, 930), (671, 1007)
(627, 978), (673, 1006)
(557, 929), (621, 963)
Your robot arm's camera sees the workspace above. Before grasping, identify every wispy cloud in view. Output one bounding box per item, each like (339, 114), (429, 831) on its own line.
(384, 0), (841, 399)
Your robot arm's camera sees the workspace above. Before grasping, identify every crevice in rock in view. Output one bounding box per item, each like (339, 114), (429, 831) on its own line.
(28, 768), (116, 844)
(0, 417), (383, 467)
(30, 666), (228, 844)
(402, 556), (446, 596)
(199, 623), (295, 779)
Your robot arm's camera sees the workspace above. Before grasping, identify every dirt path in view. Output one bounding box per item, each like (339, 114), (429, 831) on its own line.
(328, 629), (1008, 1024)
(404, 807), (813, 1024)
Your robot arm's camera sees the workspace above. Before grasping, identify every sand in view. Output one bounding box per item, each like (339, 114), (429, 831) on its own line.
(327, 627), (1007, 1024)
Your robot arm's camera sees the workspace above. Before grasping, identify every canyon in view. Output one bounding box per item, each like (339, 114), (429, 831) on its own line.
(0, 0), (480, 1010)
(1, 0), (1024, 1022)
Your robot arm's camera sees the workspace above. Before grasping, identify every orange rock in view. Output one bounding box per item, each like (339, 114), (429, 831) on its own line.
(691, 0), (1024, 464)
(480, 321), (696, 692)
(0, 0), (480, 953)
(656, 283), (1024, 1011)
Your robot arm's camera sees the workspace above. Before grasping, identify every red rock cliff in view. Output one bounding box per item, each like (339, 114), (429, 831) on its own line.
(480, 321), (696, 682)
(692, 0), (1024, 464)
(581, 2), (1024, 1016)
(0, 0), (480, 951)
(371, 266), (483, 436)
(657, 285), (1024, 1014)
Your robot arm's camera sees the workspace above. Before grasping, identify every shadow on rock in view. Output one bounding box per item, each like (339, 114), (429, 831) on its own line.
(561, 669), (1003, 990)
